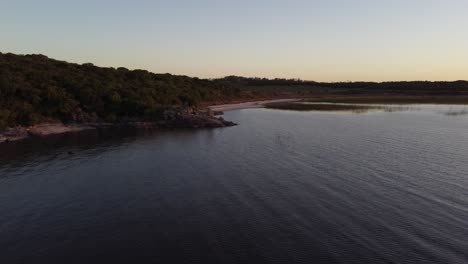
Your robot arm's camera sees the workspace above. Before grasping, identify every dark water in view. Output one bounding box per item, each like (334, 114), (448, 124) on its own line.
(1, 105), (468, 264)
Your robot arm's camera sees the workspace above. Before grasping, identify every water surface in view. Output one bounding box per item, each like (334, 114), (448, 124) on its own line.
(1, 105), (468, 264)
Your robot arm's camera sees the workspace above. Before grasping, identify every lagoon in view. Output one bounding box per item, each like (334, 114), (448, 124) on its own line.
(1, 105), (468, 263)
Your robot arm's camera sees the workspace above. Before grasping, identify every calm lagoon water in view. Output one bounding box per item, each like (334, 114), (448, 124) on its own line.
(1, 105), (468, 263)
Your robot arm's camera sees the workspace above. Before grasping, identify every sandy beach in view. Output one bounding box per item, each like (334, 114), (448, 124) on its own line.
(209, 99), (301, 112)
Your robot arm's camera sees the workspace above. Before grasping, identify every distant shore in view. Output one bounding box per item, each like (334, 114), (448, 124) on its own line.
(304, 96), (468, 105)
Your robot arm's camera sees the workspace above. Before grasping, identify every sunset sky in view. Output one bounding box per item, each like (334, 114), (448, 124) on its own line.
(2, 0), (468, 81)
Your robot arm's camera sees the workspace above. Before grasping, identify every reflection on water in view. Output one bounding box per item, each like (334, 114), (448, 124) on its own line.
(443, 107), (468, 116)
(298, 102), (468, 116)
(0, 127), (158, 169)
(289, 102), (417, 113)
(1, 105), (468, 264)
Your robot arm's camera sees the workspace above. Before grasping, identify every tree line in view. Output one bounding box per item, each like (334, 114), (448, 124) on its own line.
(216, 76), (468, 92)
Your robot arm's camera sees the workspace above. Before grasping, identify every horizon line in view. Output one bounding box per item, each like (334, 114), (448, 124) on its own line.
(3, 51), (468, 84)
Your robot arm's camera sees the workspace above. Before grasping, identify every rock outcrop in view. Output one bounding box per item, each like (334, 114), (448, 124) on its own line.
(0, 107), (236, 144)
(0, 127), (29, 143)
(161, 107), (236, 128)
(70, 108), (99, 123)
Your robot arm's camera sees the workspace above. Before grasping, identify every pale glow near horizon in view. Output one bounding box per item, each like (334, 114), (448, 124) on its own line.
(1, 0), (468, 81)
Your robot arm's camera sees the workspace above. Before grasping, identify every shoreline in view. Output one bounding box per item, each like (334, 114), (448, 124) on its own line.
(0, 123), (104, 144)
(208, 99), (301, 112)
(2, 97), (467, 145)
(0, 98), (298, 145)
(304, 96), (468, 105)
(0, 112), (237, 145)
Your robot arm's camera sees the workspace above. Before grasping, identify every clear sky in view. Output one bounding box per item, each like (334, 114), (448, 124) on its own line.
(1, 0), (468, 81)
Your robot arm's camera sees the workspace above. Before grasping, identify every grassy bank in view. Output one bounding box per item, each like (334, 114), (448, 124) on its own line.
(305, 96), (468, 105)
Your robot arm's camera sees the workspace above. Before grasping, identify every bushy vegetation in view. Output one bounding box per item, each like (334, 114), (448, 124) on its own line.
(0, 52), (240, 129)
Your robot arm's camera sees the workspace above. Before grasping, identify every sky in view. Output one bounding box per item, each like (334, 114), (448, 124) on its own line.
(1, 0), (468, 81)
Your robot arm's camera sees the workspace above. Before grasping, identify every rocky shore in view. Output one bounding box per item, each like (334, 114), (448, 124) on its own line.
(0, 107), (236, 144)
(0, 124), (96, 143)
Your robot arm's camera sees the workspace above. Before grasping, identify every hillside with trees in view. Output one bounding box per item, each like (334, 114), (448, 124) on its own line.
(0, 52), (241, 129)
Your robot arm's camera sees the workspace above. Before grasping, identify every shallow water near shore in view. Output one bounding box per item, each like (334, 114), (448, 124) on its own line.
(1, 105), (468, 264)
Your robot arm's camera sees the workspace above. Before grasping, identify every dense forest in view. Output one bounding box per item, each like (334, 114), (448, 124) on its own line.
(0, 52), (240, 129)
(1, 52), (468, 129)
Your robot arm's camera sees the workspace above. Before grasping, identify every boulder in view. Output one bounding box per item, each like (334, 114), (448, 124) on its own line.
(70, 108), (99, 123)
